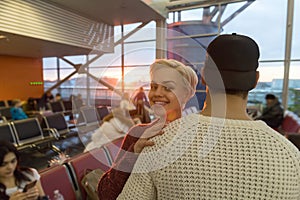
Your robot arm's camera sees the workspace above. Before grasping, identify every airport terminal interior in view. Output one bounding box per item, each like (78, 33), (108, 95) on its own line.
(0, 0), (299, 199)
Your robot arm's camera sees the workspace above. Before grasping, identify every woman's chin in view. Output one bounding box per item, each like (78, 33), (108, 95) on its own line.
(4, 171), (14, 178)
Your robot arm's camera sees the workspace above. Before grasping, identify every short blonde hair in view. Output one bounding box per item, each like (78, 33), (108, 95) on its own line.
(150, 59), (198, 99)
(12, 99), (21, 106)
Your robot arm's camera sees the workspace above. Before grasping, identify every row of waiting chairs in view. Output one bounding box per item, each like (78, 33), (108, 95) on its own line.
(0, 106), (12, 121)
(0, 100), (75, 122)
(47, 100), (109, 117)
(279, 111), (300, 149)
(41, 113), (77, 139)
(0, 118), (59, 152)
(39, 137), (124, 200)
(47, 100), (73, 113)
(0, 101), (73, 122)
(0, 104), (110, 152)
(47, 100), (110, 127)
(0, 100), (13, 107)
(76, 106), (110, 124)
(0, 111), (82, 152)
(74, 106), (110, 134)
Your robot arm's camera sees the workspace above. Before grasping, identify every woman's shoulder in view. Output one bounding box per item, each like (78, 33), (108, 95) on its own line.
(22, 167), (40, 181)
(15, 168), (41, 190)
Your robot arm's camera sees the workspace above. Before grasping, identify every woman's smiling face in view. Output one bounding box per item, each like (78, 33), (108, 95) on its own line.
(148, 67), (188, 122)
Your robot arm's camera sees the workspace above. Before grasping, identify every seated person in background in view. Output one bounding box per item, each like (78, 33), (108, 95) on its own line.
(72, 94), (85, 110)
(39, 91), (54, 110)
(97, 59), (198, 200)
(256, 93), (284, 128)
(54, 93), (62, 102)
(120, 92), (135, 112)
(0, 140), (46, 200)
(120, 92), (142, 124)
(25, 97), (38, 111)
(85, 107), (135, 151)
(10, 99), (28, 120)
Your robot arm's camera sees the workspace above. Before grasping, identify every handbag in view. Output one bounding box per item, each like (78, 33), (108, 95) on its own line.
(81, 168), (105, 200)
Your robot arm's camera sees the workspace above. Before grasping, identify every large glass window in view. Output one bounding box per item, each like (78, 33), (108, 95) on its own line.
(43, 57), (57, 69)
(166, 0), (299, 114)
(124, 41), (156, 65)
(222, 0), (298, 112)
(223, 0), (287, 61)
(249, 62), (284, 104)
(43, 1), (299, 113)
(43, 21), (156, 105)
(289, 61), (300, 115)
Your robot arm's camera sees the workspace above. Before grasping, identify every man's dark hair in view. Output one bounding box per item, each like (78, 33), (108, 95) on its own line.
(265, 94), (276, 100)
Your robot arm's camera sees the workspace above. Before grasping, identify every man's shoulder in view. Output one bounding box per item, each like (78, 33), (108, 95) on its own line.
(148, 114), (200, 146)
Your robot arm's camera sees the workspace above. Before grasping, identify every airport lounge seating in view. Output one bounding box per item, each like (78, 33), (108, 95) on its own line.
(66, 147), (112, 199)
(40, 164), (78, 200)
(279, 111), (300, 150)
(11, 118), (60, 152)
(38, 137), (124, 199)
(0, 122), (17, 145)
(42, 113), (77, 139)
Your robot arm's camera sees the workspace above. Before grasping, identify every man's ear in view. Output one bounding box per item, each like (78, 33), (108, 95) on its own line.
(200, 67), (206, 85)
(254, 71), (260, 87)
(201, 77), (206, 85)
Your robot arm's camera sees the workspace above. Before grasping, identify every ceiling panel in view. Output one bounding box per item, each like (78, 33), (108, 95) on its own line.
(0, 32), (91, 58)
(0, 0), (164, 58)
(46, 0), (164, 26)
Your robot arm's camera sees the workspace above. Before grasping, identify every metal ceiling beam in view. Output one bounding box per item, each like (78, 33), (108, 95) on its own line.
(221, 1), (254, 26)
(45, 21), (152, 96)
(166, 0), (253, 12)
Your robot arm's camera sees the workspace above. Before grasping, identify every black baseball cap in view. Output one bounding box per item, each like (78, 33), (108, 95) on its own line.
(203, 33), (260, 91)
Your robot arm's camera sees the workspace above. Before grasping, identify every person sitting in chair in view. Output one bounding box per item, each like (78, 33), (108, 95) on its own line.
(256, 93), (284, 129)
(10, 99), (28, 120)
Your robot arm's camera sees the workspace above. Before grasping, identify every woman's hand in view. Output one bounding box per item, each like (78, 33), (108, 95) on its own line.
(25, 186), (40, 200)
(10, 186), (40, 200)
(134, 130), (164, 153)
(9, 190), (28, 200)
(133, 104), (167, 153)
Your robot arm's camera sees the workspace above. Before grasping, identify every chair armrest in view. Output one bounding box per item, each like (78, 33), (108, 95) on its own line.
(43, 128), (60, 139)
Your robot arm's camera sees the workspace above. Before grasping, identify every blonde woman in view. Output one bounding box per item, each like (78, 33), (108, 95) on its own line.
(97, 59), (198, 199)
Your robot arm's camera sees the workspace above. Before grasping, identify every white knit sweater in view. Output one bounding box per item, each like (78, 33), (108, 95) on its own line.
(117, 113), (300, 200)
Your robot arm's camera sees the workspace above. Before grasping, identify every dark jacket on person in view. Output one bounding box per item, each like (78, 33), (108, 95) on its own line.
(257, 100), (284, 128)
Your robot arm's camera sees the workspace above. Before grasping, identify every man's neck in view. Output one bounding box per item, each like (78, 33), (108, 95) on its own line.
(201, 91), (252, 120)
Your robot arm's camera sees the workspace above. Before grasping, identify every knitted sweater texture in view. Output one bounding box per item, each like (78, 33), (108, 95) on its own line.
(117, 113), (300, 200)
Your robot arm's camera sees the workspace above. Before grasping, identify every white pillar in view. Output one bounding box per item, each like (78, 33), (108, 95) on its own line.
(282, 0), (294, 110)
(156, 19), (167, 59)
